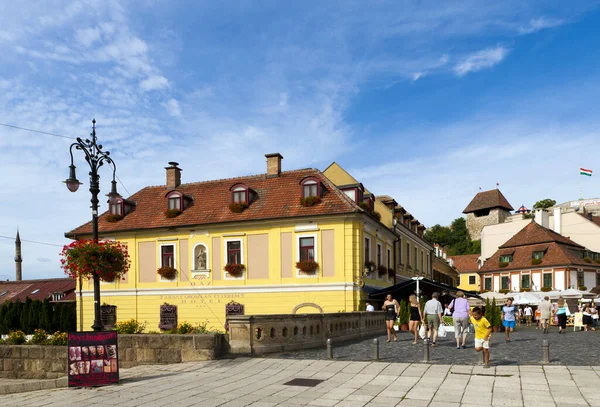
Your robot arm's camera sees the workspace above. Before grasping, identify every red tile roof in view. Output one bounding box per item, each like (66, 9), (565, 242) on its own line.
(67, 169), (361, 237)
(499, 221), (583, 249)
(479, 222), (598, 273)
(450, 254), (480, 274)
(0, 278), (76, 305)
(463, 189), (514, 214)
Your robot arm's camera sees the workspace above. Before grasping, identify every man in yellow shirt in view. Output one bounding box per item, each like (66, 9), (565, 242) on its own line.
(469, 307), (492, 368)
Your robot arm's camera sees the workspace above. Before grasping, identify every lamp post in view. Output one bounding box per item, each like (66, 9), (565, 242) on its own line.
(64, 119), (121, 332)
(412, 276), (424, 302)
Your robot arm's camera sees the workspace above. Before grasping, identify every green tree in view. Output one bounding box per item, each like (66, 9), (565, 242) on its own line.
(424, 224), (453, 248)
(424, 217), (481, 256)
(533, 199), (556, 210)
(40, 298), (53, 331)
(20, 297), (32, 332)
(51, 303), (62, 332)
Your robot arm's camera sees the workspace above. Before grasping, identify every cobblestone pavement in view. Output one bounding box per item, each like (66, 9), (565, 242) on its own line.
(269, 326), (600, 366)
(3, 357), (600, 406)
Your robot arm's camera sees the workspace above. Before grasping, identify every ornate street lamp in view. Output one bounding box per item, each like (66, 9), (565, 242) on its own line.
(64, 119), (121, 332)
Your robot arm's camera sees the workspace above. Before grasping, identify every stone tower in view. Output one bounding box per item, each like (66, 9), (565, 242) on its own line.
(463, 189), (514, 241)
(15, 229), (22, 281)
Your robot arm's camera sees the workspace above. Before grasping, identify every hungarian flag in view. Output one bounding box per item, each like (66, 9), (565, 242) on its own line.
(580, 168), (593, 177)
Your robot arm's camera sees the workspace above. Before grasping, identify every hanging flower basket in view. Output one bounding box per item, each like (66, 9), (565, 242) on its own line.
(105, 214), (123, 223)
(165, 209), (182, 218)
(60, 240), (130, 282)
(499, 261), (509, 268)
(228, 202), (248, 213)
(364, 261), (376, 274)
(377, 265), (387, 276)
(157, 266), (178, 280)
(296, 260), (319, 273)
(387, 268), (395, 278)
(300, 196), (321, 207)
(224, 263), (246, 275)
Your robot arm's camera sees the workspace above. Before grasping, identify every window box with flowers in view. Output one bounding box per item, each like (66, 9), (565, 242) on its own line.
(531, 258), (542, 265)
(157, 266), (178, 280)
(228, 202), (248, 213)
(364, 260), (376, 274)
(224, 263), (246, 276)
(60, 240), (130, 283)
(300, 196), (321, 207)
(541, 286), (552, 292)
(387, 268), (395, 278)
(377, 264), (387, 277)
(372, 211), (382, 222)
(499, 261), (509, 268)
(105, 214), (123, 223)
(165, 209), (182, 218)
(583, 257), (592, 263)
(296, 260), (319, 273)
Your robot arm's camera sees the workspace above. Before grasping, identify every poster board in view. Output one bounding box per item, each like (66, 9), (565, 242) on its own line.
(68, 331), (119, 387)
(573, 312), (584, 331)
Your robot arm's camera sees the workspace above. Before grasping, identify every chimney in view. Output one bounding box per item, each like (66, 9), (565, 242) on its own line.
(15, 229), (22, 281)
(265, 153), (283, 177)
(553, 207), (561, 234)
(165, 162), (182, 189)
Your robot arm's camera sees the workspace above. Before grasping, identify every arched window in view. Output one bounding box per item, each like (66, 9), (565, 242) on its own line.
(193, 244), (209, 271)
(300, 177), (321, 198)
(230, 184), (251, 205)
(109, 198), (123, 216)
(166, 191), (183, 211)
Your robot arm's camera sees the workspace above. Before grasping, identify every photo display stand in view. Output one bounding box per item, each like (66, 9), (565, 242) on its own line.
(67, 331), (119, 387)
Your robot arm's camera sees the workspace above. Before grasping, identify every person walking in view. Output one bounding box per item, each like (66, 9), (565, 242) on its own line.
(449, 291), (470, 349)
(554, 296), (569, 334)
(535, 307), (541, 329)
(423, 292), (443, 347)
(524, 305), (533, 327)
(582, 303), (592, 332)
(469, 306), (492, 368)
(538, 296), (553, 334)
(382, 294), (399, 342)
(590, 303), (598, 331)
(501, 298), (518, 342)
(408, 294), (423, 345)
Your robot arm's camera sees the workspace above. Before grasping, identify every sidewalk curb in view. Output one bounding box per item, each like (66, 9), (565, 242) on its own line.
(0, 376), (67, 395)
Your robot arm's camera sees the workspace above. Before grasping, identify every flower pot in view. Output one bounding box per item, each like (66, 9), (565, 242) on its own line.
(493, 326), (499, 333)
(400, 324), (409, 331)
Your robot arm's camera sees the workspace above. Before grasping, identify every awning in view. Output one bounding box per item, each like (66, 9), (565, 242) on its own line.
(368, 277), (480, 301)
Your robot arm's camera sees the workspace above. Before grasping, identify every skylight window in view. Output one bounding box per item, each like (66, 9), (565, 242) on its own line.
(0, 291), (8, 297)
(31, 289), (40, 294)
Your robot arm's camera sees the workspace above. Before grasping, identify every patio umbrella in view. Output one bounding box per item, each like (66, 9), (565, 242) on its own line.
(479, 292), (510, 301)
(560, 288), (583, 299)
(512, 292), (540, 305)
(468, 297), (485, 306)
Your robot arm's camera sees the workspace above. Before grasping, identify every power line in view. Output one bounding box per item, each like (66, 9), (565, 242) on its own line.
(0, 235), (64, 247)
(0, 121), (133, 197)
(0, 122), (76, 140)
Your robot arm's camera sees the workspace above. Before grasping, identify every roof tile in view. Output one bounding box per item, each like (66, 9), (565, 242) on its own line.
(463, 189), (514, 214)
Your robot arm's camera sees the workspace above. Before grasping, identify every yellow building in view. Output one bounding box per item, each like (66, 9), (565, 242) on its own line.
(68, 154), (399, 331)
(450, 254), (481, 292)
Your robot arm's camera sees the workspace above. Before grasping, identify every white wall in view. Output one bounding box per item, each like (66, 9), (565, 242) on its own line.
(584, 272), (596, 290)
(555, 270), (565, 290)
(481, 219), (530, 260)
(532, 273), (541, 291)
(548, 212), (600, 252)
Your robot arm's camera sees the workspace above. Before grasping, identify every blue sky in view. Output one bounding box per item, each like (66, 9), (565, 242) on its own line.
(1, 1), (599, 280)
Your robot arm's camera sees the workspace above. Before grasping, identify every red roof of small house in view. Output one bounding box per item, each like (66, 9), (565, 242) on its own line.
(479, 222), (597, 273)
(0, 278), (76, 305)
(450, 254), (480, 274)
(463, 189), (514, 214)
(67, 168), (361, 237)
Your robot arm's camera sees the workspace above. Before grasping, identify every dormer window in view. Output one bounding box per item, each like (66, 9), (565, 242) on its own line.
(499, 254), (513, 263)
(362, 194), (374, 212)
(110, 200), (123, 216)
(231, 184), (250, 205)
(168, 192), (182, 211)
(532, 251), (545, 260)
(301, 177), (321, 198)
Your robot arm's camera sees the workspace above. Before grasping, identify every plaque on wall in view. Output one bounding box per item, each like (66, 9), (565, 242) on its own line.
(68, 331), (119, 387)
(100, 305), (117, 331)
(159, 303), (178, 330)
(224, 301), (245, 331)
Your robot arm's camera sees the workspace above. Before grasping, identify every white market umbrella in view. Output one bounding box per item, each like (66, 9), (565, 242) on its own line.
(560, 288), (583, 299)
(480, 292), (510, 301)
(513, 292), (540, 305)
(468, 297), (485, 306)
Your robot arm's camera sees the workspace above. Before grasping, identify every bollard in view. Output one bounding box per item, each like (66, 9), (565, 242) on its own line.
(326, 338), (333, 359)
(422, 339), (430, 362)
(372, 338), (379, 361)
(542, 340), (550, 364)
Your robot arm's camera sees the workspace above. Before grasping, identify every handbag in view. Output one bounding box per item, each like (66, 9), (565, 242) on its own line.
(419, 324), (427, 339)
(438, 325), (447, 338)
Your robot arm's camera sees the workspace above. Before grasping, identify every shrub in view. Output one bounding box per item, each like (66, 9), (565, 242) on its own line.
(176, 321), (196, 334)
(541, 286), (552, 292)
(105, 214), (123, 223)
(583, 257), (591, 263)
(164, 209), (181, 218)
(0, 337), (5, 345)
(299, 196), (321, 207)
(358, 202), (370, 211)
(296, 260), (319, 273)
(372, 211), (381, 222)
(228, 202), (248, 213)
(579, 286), (587, 291)
(115, 319), (146, 334)
(49, 331), (68, 346)
(531, 258), (542, 265)
(399, 300), (410, 324)
(224, 263), (246, 275)
(377, 265), (387, 276)
(30, 329), (48, 345)
(499, 262), (509, 268)
(520, 288), (531, 292)
(157, 266), (178, 280)
(442, 316), (453, 326)
(8, 330), (26, 345)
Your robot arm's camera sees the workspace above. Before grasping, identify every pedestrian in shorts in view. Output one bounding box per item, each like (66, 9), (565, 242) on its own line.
(469, 307), (492, 368)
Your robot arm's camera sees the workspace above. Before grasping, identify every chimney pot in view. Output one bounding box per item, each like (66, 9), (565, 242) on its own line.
(165, 162), (182, 189)
(265, 153), (283, 177)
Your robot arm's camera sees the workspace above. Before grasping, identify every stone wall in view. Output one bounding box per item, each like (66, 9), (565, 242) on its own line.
(228, 311), (385, 355)
(0, 333), (225, 379)
(466, 208), (511, 241)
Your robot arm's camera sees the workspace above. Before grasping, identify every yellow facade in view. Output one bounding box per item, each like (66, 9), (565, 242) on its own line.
(457, 273), (480, 292)
(79, 215), (395, 332)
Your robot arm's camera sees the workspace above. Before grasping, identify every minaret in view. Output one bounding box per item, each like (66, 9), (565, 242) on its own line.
(15, 229), (22, 281)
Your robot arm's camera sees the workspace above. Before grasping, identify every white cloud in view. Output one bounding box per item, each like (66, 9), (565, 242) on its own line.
(74, 27), (102, 47)
(519, 17), (565, 35)
(139, 75), (169, 91)
(454, 46), (510, 76)
(163, 98), (181, 117)
(412, 72), (424, 81)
